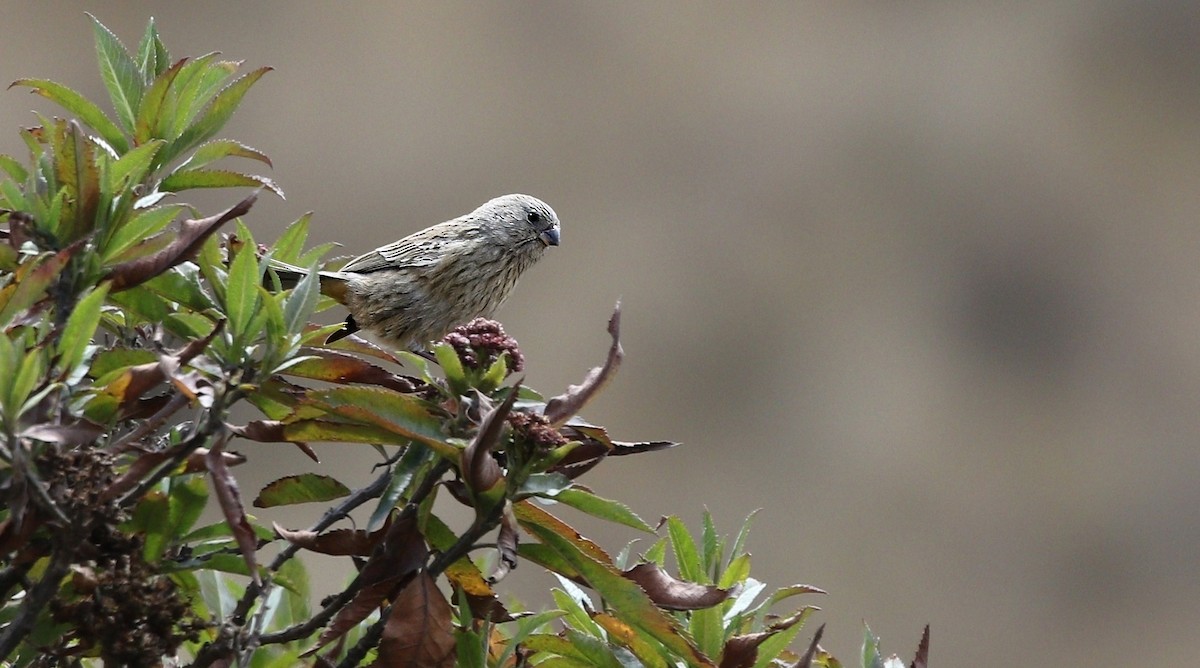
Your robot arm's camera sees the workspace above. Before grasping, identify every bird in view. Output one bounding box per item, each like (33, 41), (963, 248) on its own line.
(269, 194), (560, 351)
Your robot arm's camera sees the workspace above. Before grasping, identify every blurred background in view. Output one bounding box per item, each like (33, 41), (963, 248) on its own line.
(4, 2), (1200, 664)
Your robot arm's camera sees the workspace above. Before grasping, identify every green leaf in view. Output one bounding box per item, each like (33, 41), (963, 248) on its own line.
(862, 623), (884, 668)
(135, 18), (170, 81)
(106, 139), (164, 193)
(165, 475), (210, 555)
(270, 213), (311, 264)
(109, 284), (170, 324)
(160, 168), (283, 198)
(666, 516), (705, 583)
(89, 13), (144, 133)
(128, 485), (170, 561)
(159, 54), (233, 142)
(282, 260), (319, 336)
(224, 241), (260, 341)
(167, 66), (272, 163)
(432, 342), (468, 395)
(179, 139), (272, 171)
(9, 78), (128, 153)
(526, 523), (714, 667)
(367, 444), (434, 531)
(306, 385), (456, 457)
(253, 473), (351, 508)
(548, 488), (655, 533)
(702, 510), (721, 577)
(134, 57), (187, 144)
(56, 282), (110, 375)
(0, 153), (27, 184)
(101, 204), (183, 263)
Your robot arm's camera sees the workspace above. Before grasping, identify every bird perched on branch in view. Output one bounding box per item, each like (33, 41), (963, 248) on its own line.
(270, 194), (560, 351)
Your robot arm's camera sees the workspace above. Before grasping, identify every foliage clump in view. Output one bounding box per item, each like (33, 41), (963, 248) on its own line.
(0, 16), (928, 667)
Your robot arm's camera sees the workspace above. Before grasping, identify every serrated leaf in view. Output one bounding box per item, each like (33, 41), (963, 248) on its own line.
(9, 78), (128, 153)
(135, 18), (163, 82)
(0, 154), (27, 184)
(89, 13), (143, 133)
(134, 56), (187, 144)
(165, 66), (272, 164)
(160, 167), (283, 198)
(180, 139), (272, 171)
(56, 282), (109, 375)
(254, 473), (351, 508)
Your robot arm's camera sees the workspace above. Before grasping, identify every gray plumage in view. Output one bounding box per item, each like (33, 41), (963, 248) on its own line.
(272, 194), (560, 350)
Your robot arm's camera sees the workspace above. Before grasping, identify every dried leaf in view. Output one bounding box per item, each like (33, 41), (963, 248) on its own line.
(273, 522), (379, 557)
(207, 434), (260, 585)
(795, 624), (826, 668)
(373, 572), (455, 668)
(305, 513), (427, 655)
(545, 302), (623, 426)
(488, 503), (520, 584)
(910, 625), (930, 668)
(462, 384), (519, 500)
(623, 563), (734, 611)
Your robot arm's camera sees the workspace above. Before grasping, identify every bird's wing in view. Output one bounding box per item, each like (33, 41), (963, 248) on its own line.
(340, 227), (468, 274)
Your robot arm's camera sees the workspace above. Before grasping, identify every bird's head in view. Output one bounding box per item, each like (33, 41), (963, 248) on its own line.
(478, 194), (561, 248)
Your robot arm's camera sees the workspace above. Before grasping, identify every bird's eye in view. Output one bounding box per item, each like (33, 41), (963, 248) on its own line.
(527, 211), (541, 224)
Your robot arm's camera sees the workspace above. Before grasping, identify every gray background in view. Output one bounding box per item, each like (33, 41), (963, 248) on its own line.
(3, 2), (1199, 664)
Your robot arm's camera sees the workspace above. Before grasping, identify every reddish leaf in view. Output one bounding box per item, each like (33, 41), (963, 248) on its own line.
(544, 302), (623, 427)
(910, 624), (930, 668)
(207, 434), (260, 585)
(373, 572), (455, 668)
(282, 348), (420, 393)
(106, 192), (256, 290)
(623, 563), (734, 611)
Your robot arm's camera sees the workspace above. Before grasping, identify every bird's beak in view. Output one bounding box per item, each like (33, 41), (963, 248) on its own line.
(539, 227), (560, 247)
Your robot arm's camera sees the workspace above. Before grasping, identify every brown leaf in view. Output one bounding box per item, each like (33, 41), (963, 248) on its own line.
(373, 572), (456, 668)
(462, 384), (519, 497)
(794, 624), (825, 668)
(273, 522), (380, 557)
(488, 503), (520, 584)
(305, 513), (427, 655)
(622, 562), (734, 611)
(207, 433), (260, 585)
(106, 192), (257, 290)
(21, 419), (105, 445)
(544, 302), (623, 427)
(910, 624), (930, 668)
(183, 448), (245, 473)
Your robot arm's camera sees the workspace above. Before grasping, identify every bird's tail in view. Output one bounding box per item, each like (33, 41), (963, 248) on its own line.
(265, 259), (349, 303)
